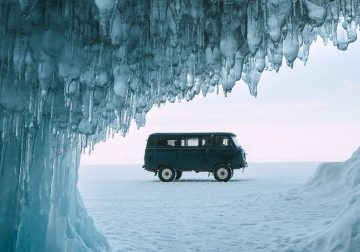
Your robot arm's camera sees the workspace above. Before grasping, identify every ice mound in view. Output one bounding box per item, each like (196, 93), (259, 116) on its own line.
(288, 147), (360, 252)
(1, 0), (360, 251)
(307, 147), (360, 190)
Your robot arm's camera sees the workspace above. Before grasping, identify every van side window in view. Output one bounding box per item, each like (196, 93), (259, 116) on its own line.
(166, 139), (177, 147)
(180, 137), (199, 147)
(201, 137), (212, 147)
(157, 138), (178, 147)
(214, 136), (232, 147)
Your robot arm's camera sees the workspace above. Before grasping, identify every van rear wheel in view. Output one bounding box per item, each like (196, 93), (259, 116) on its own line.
(175, 170), (182, 180)
(158, 166), (177, 182)
(214, 165), (232, 182)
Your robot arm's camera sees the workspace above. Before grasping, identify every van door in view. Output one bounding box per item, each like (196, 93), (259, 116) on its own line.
(177, 136), (205, 171)
(209, 135), (236, 167)
(198, 135), (213, 171)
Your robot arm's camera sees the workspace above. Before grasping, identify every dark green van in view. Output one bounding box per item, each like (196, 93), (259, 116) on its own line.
(143, 132), (247, 182)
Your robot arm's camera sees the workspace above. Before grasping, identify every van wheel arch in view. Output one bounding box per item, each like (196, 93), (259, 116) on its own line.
(213, 163), (230, 171)
(175, 170), (182, 180)
(158, 164), (175, 171)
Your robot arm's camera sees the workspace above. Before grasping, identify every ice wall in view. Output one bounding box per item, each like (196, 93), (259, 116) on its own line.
(0, 119), (110, 251)
(0, 0), (359, 251)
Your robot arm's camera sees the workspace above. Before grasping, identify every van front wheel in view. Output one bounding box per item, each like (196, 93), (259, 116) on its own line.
(214, 165), (232, 182)
(158, 167), (177, 182)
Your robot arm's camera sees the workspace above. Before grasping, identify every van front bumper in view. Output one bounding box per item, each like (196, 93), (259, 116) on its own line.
(143, 165), (156, 172)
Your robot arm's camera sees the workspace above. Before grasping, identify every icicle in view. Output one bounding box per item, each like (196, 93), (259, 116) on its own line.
(0, 141), (5, 176)
(299, 0), (304, 16)
(89, 89), (94, 123)
(15, 114), (20, 139)
(1, 114), (9, 142)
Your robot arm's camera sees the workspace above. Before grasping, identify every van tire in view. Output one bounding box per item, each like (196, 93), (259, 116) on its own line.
(158, 166), (177, 182)
(175, 170), (182, 180)
(214, 165), (232, 182)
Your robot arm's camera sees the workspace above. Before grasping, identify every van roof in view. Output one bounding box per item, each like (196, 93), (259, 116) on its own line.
(149, 132), (236, 137)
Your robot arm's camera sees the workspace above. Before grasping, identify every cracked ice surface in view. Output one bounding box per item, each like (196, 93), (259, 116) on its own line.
(0, 0), (359, 251)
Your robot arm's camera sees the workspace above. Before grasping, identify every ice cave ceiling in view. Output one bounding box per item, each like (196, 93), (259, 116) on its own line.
(0, 0), (359, 142)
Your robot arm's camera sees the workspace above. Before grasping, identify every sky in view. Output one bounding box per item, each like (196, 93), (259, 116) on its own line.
(81, 39), (360, 165)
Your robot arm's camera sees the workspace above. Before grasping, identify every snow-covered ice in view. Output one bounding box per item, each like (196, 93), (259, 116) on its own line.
(79, 161), (355, 251)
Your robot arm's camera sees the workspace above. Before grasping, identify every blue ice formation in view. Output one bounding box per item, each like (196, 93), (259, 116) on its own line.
(0, 0), (359, 251)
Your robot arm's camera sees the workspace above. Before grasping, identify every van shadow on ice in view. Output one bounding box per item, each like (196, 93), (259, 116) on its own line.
(143, 132), (248, 182)
(147, 178), (251, 183)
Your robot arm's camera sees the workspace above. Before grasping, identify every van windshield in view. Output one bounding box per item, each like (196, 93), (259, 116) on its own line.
(231, 136), (241, 147)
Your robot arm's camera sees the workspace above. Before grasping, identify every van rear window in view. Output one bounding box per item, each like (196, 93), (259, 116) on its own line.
(157, 138), (178, 147)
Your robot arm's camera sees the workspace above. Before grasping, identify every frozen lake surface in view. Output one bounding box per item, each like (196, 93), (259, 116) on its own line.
(78, 163), (345, 252)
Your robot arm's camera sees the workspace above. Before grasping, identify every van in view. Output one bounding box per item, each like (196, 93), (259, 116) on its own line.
(143, 132), (247, 182)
